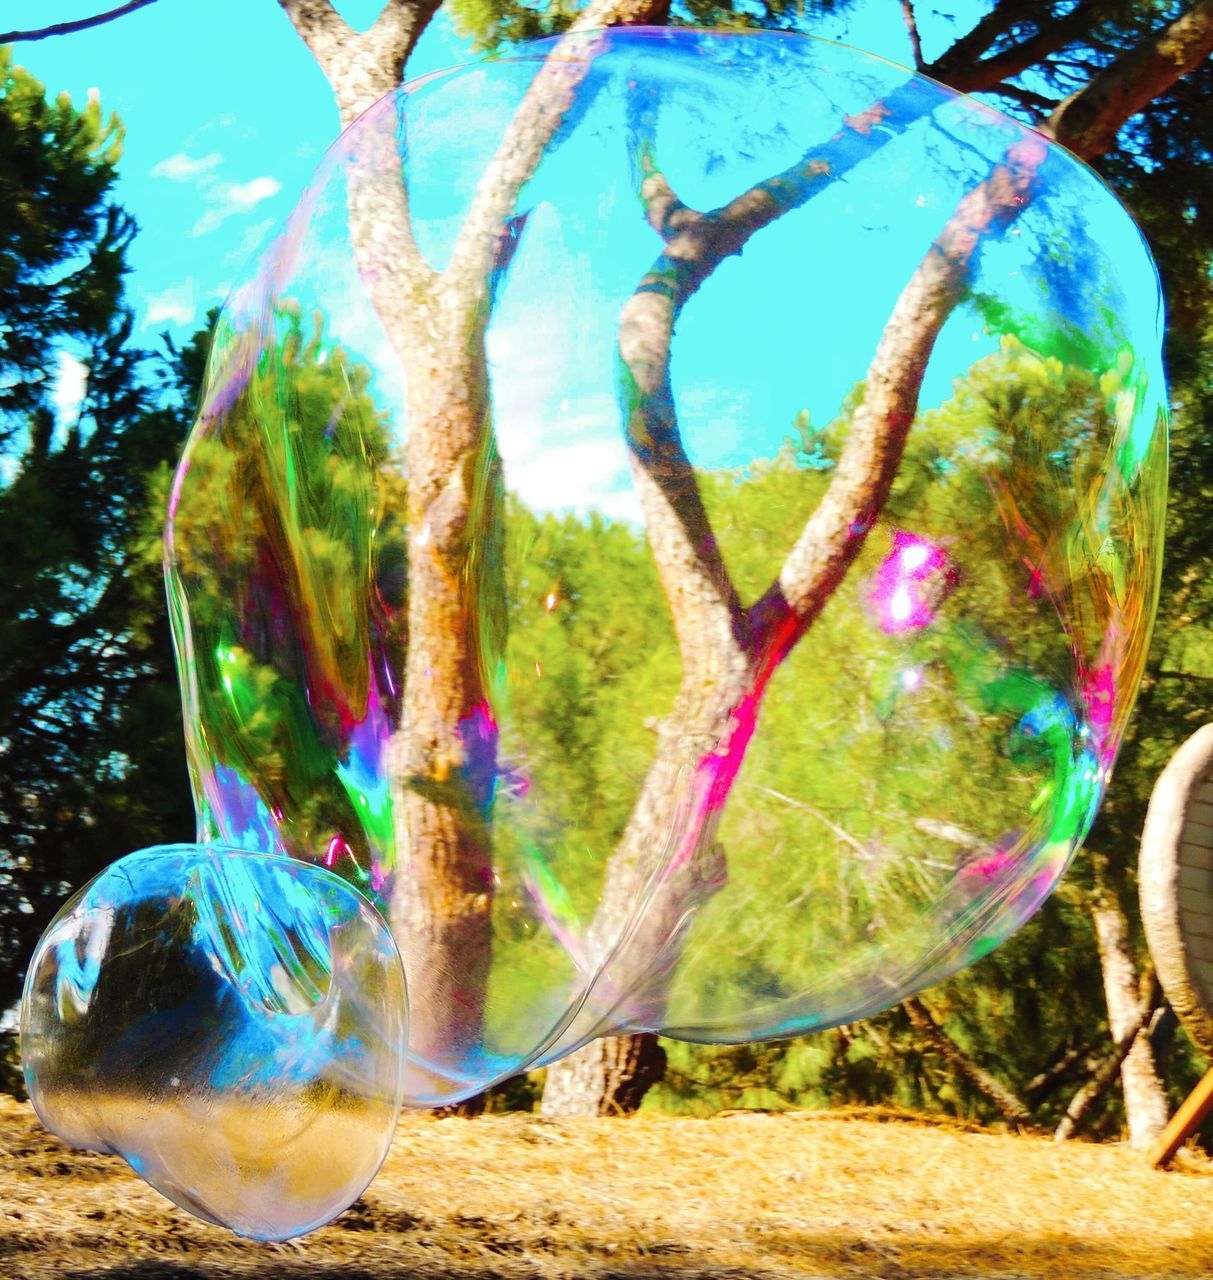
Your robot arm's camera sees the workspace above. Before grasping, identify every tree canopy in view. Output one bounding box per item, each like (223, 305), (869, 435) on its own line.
(0, 52), (196, 1028)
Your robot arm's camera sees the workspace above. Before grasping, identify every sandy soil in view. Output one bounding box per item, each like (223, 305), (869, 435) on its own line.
(2, 1095), (1211, 1279)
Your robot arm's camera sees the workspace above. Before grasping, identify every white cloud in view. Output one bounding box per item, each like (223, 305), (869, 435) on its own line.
(221, 176), (281, 210)
(50, 352), (89, 425)
(191, 176), (282, 237)
(151, 150), (222, 183)
(144, 280), (198, 328)
(506, 432), (641, 524)
(483, 205), (640, 522)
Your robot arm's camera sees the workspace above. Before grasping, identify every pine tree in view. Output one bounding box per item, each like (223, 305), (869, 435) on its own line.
(0, 51), (196, 1023)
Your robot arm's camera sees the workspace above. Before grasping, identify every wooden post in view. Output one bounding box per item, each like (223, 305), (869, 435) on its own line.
(1148, 1066), (1213, 1168)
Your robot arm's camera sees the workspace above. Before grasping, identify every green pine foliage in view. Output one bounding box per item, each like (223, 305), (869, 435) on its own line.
(0, 53), (195, 1020)
(167, 304), (403, 876)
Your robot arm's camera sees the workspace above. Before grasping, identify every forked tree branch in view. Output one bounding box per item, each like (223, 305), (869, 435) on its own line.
(277, 0), (443, 328)
(616, 81), (934, 672)
(277, 0), (441, 126)
(934, 1), (1103, 96)
(927, 0), (1041, 80)
(904, 996), (1035, 1128)
(1054, 972), (1162, 1140)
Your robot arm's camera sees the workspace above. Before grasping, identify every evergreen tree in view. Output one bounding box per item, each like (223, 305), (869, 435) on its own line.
(0, 51), (196, 1024)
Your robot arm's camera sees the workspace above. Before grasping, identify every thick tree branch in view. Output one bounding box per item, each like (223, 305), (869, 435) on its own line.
(1046, 0), (1213, 157)
(1025, 1044), (1100, 1105)
(277, 0), (440, 329)
(927, 0), (1041, 81)
(632, 84), (931, 306)
(0, 0), (157, 43)
(619, 296), (746, 666)
(988, 83), (1059, 117)
(752, 134), (1046, 661)
(1089, 845), (1170, 1146)
(442, 0), (671, 307)
(278, 0), (355, 86)
(613, 83), (935, 676)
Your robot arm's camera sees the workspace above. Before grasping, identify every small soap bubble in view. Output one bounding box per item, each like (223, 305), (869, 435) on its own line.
(21, 847), (407, 1241)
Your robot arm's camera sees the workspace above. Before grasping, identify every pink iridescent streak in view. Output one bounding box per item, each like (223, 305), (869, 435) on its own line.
(520, 867), (588, 972)
(665, 691), (760, 877)
(1081, 662), (1116, 740)
(963, 844), (1018, 882)
(461, 701), (497, 745)
(1077, 612), (1126, 767)
(868, 530), (951, 635)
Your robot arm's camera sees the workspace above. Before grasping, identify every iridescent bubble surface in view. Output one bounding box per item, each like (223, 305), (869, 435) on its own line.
(21, 846), (407, 1240)
(158, 29), (1161, 1095)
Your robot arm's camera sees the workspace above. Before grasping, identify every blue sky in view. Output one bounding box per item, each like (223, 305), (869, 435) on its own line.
(6, 1), (469, 341)
(5, 1), (941, 347)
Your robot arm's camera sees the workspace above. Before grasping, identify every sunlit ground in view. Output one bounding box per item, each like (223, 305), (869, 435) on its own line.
(3, 1095), (1212, 1278)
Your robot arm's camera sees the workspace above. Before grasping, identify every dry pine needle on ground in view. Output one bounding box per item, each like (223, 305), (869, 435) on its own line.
(1, 1096), (1211, 1279)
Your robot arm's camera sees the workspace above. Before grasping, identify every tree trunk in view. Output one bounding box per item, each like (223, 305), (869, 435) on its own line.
(382, 326), (504, 1101)
(1090, 851), (1169, 1149)
(280, 0), (660, 1104)
(280, 0), (498, 1107)
(1055, 971), (1161, 1142)
(339, 115), (503, 1097)
(541, 1032), (667, 1117)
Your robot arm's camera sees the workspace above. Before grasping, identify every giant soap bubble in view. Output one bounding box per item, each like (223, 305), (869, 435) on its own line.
(23, 26), (1165, 1232)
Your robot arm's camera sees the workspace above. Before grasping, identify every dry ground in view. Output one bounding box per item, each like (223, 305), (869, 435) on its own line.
(2, 1095), (1212, 1280)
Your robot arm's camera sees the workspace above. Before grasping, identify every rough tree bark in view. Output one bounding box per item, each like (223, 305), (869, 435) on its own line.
(540, 1031), (667, 1117)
